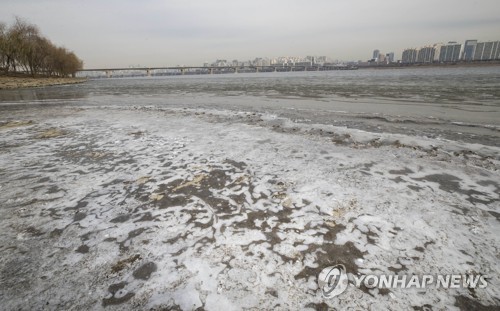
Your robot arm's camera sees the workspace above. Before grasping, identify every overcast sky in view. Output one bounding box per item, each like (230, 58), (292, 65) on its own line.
(2, 0), (500, 68)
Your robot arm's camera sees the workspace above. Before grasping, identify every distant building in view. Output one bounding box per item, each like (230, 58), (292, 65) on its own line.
(315, 56), (329, 65)
(438, 42), (462, 62)
(377, 53), (386, 63)
(401, 48), (418, 64)
(474, 42), (485, 60)
(463, 40), (477, 61)
(306, 56), (316, 64)
(212, 59), (228, 67)
(473, 41), (500, 61)
(417, 46), (436, 63)
(373, 49), (380, 60)
(433, 43), (443, 61)
(386, 52), (395, 63)
(483, 41), (495, 59)
(252, 57), (270, 66)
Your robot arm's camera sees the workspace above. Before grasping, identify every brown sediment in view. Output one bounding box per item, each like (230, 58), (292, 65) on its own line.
(0, 120), (34, 129)
(37, 128), (66, 139)
(111, 254), (142, 273)
(0, 76), (86, 90)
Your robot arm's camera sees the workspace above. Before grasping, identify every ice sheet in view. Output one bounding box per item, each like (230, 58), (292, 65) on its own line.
(0, 106), (498, 310)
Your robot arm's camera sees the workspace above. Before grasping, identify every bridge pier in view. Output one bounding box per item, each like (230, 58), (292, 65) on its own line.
(180, 68), (185, 75)
(210, 68), (214, 74)
(105, 70), (112, 78)
(146, 69), (151, 77)
(234, 67), (238, 74)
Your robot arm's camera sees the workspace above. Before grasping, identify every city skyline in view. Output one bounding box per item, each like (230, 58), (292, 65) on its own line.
(199, 37), (500, 68)
(71, 36), (500, 69)
(1, 0), (500, 68)
(401, 39), (500, 64)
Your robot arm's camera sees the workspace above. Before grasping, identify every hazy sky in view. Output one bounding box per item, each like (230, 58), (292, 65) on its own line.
(2, 0), (500, 68)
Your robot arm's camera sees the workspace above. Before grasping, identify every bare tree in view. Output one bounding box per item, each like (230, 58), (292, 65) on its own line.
(0, 17), (83, 77)
(0, 22), (7, 72)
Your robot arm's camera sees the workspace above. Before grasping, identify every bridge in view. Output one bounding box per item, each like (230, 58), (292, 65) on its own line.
(77, 64), (357, 78)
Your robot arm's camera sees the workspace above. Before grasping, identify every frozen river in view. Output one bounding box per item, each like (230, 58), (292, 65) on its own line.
(0, 67), (499, 310)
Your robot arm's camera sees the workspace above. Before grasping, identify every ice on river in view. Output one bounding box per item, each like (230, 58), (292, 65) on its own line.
(0, 106), (499, 310)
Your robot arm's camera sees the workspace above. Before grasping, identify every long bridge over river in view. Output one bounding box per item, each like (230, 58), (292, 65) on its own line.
(77, 64), (357, 78)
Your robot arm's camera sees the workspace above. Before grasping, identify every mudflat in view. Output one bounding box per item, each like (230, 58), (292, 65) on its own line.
(0, 75), (86, 89)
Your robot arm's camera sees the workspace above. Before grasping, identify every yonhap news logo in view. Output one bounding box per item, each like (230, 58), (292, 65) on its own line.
(318, 265), (489, 298)
(318, 264), (349, 298)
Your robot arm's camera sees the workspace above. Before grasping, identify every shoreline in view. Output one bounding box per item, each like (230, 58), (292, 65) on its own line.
(358, 61), (500, 70)
(0, 75), (87, 90)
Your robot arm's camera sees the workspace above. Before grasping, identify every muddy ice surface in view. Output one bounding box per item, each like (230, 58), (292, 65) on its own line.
(0, 106), (499, 310)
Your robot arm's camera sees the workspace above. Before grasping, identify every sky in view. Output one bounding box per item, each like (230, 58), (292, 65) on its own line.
(1, 0), (500, 68)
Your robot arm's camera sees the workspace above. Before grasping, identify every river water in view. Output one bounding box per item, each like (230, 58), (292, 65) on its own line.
(1, 66), (499, 147)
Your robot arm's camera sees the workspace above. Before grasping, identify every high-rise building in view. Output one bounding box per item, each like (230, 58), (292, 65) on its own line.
(402, 48), (418, 64)
(438, 42), (462, 62)
(474, 42), (485, 60)
(483, 41), (500, 60)
(490, 41), (499, 60)
(483, 42), (494, 60)
(373, 49), (380, 60)
(417, 46), (436, 63)
(472, 41), (500, 60)
(463, 40), (477, 61)
(433, 44), (443, 61)
(386, 52), (395, 63)
(377, 53), (386, 63)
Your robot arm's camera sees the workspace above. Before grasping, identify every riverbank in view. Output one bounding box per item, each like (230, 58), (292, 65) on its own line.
(0, 75), (86, 89)
(358, 60), (500, 70)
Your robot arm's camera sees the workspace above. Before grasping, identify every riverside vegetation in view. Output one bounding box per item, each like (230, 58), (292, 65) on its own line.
(0, 17), (83, 78)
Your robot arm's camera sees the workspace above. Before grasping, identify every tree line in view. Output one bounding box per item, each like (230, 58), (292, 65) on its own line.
(0, 17), (83, 77)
